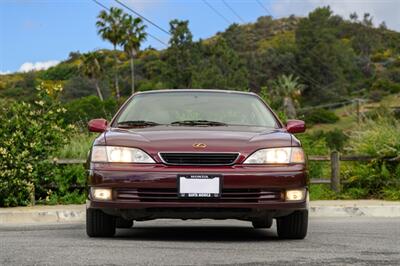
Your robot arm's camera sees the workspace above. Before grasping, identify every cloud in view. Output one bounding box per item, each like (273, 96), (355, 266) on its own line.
(18, 60), (60, 73)
(0, 70), (11, 75)
(121, 0), (163, 12)
(270, 0), (400, 31)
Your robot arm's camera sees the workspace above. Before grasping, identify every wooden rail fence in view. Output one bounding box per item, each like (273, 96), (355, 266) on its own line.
(53, 152), (399, 193)
(308, 152), (398, 192)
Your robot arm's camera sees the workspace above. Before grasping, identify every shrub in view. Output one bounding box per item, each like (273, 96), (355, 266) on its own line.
(303, 108), (339, 124)
(35, 133), (96, 205)
(371, 52), (386, 62)
(298, 132), (329, 156)
(301, 129), (348, 153)
(63, 96), (118, 126)
(62, 76), (96, 100)
(297, 133), (329, 180)
(371, 78), (400, 94)
(309, 184), (337, 200)
(381, 187), (400, 201)
(0, 84), (74, 206)
(343, 116), (400, 199)
(384, 68), (400, 83)
(275, 110), (287, 124)
(0, 86), (36, 102)
(35, 164), (87, 205)
(38, 63), (78, 81)
(393, 108), (400, 120)
(363, 106), (394, 121)
(347, 116), (399, 157)
(55, 133), (96, 159)
(138, 80), (167, 91)
(368, 90), (386, 102)
(324, 129), (348, 151)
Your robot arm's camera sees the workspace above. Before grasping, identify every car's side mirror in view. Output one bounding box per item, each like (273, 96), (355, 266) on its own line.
(88, 118), (108, 133)
(286, 120), (306, 134)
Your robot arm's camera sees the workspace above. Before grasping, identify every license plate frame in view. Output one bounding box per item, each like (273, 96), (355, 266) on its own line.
(177, 174), (222, 198)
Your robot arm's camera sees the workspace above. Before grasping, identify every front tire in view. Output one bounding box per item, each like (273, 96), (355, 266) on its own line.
(276, 210), (308, 239)
(86, 208), (116, 237)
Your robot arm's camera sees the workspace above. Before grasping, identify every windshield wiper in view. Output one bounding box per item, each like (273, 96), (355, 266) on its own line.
(170, 120), (228, 126)
(117, 120), (161, 128)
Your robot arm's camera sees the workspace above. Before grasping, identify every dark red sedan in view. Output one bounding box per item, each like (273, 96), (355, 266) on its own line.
(86, 90), (308, 239)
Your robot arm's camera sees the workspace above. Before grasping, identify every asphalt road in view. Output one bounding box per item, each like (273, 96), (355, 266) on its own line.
(1, 217), (399, 265)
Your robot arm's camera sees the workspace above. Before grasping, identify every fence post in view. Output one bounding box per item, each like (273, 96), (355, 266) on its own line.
(330, 151), (341, 193)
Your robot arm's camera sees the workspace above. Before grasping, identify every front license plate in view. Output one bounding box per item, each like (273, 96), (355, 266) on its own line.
(178, 174), (222, 198)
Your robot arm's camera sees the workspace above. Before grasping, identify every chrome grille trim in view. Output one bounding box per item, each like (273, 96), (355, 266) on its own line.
(158, 152), (240, 165)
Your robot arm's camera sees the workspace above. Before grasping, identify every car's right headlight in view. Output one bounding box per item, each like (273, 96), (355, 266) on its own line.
(91, 146), (155, 163)
(243, 147), (305, 164)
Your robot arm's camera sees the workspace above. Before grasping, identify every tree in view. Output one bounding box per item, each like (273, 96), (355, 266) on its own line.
(192, 37), (248, 90)
(379, 21), (387, 30)
(96, 7), (125, 99)
(349, 12), (358, 22)
(362, 13), (373, 27)
(165, 19), (194, 88)
(295, 7), (361, 104)
(80, 52), (105, 101)
(271, 74), (304, 118)
(121, 16), (147, 94)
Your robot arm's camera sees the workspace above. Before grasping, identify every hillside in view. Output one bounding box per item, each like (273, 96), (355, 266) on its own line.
(308, 93), (400, 133)
(2, 6), (400, 206)
(1, 6), (400, 111)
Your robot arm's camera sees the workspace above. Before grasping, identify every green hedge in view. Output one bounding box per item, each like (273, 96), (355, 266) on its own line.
(0, 84), (77, 206)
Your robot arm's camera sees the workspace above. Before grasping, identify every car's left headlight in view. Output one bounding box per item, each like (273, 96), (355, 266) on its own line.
(91, 146), (155, 163)
(243, 147), (305, 164)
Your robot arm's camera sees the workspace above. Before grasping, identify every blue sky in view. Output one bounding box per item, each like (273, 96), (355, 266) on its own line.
(1, 0), (400, 74)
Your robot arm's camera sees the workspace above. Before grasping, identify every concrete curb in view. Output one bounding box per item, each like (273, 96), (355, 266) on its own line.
(0, 205), (85, 225)
(309, 200), (400, 217)
(309, 206), (400, 217)
(1, 201), (400, 225)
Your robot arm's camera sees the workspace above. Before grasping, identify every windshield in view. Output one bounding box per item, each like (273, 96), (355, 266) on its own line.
(114, 91), (279, 128)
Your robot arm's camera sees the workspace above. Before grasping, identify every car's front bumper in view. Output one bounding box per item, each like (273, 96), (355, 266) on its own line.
(87, 163), (308, 220)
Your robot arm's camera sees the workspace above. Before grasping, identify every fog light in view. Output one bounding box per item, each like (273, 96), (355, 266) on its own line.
(285, 189), (305, 201)
(91, 188), (112, 200)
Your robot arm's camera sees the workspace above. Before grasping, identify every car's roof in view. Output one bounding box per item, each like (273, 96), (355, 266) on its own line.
(134, 89), (258, 96)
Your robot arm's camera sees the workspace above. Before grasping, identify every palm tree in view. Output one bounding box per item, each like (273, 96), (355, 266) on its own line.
(121, 16), (147, 94)
(272, 74), (305, 118)
(96, 7), (125, 99)
(80, 52), (104, 101)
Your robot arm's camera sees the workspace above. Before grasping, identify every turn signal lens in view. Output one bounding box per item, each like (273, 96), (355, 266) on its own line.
(91, 188), (112, 200)
(290, 148), (305, 163)
(91, 146), (107, 162)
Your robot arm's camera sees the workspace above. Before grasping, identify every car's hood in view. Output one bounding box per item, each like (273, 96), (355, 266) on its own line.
(101, 126), (295, 161)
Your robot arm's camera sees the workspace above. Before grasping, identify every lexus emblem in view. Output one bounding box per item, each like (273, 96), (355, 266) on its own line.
(193, 143), (207, 148)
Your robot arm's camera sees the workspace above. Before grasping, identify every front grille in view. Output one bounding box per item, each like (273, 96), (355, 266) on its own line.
(159, 153), (239, 165)
(116, 188), (282, 203)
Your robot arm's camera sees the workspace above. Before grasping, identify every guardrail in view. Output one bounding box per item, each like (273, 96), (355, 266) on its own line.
(53, 152), (399, 193)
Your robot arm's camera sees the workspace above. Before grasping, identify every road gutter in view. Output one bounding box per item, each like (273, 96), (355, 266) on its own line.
(1, 200), (400, 225)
